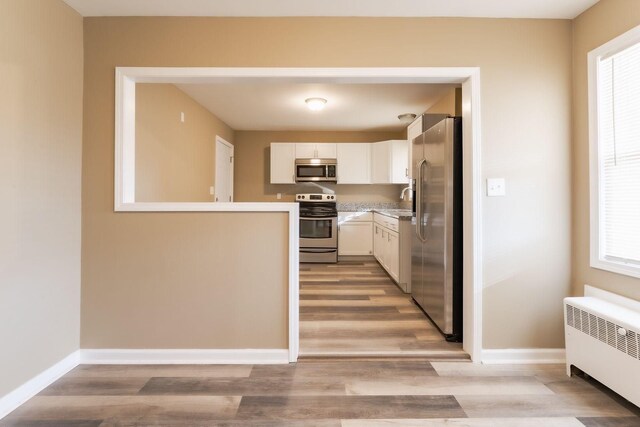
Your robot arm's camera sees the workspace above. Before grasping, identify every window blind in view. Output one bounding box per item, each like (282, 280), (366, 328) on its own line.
(598, 41), (640, 266)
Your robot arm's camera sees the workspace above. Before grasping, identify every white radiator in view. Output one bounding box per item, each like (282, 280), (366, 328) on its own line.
(564, 285), (640, 408)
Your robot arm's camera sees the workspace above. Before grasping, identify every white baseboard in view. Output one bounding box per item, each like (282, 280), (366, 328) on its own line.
(481, 348), (566, 365)
(79, 349), (290, 365)
(0, 351), (80, 420)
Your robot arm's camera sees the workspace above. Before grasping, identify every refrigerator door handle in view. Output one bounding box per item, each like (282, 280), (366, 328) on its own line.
(416, 158), (427, 243)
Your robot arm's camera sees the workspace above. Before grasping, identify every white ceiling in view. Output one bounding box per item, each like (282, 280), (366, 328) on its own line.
(173, 83), (457, 131)
(63, 0), (598, 19)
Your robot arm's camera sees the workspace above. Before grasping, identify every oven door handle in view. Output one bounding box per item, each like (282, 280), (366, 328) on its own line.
(300, 249), (337, 253)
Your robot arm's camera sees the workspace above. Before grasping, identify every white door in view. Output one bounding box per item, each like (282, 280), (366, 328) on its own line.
(215, 136), (234, 202)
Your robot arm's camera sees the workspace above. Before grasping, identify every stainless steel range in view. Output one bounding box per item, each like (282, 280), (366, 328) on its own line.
(296, 193), (338, 263)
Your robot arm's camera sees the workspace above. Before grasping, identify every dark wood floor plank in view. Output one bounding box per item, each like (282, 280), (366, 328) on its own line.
(67, 364), (252, 378)
(3, 396), (240, 424)
(138, 377), (345, 396)
(249, 360), (437, 380)
(300, 295), (370, 300)
(235, 395), (465, 420)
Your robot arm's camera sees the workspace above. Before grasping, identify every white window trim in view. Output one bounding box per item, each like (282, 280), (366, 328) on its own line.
(588, 24), (640, 279)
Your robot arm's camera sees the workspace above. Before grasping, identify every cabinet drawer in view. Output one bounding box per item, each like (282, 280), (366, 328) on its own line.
(339, 212), (373, 223)
(373, 213), (399, 232)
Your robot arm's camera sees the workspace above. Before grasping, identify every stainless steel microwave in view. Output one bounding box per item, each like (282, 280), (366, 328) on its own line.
(295, 159), (337, 182)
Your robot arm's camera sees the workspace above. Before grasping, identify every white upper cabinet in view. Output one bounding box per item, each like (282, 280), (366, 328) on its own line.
(295, 143), (316, 159)
(295, 143), (337, 159)
(371, 142), (389, 184)
(337, 143), (371, 184)
(407, 116), (423, 180)
(390, 140), (409, 183)
(270, 143), (296, 184)
(316, 143), (337, 159)
(371, 140), (409, 184)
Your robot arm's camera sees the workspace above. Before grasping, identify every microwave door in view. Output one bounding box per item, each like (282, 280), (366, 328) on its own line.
(296, 164), (326, 181)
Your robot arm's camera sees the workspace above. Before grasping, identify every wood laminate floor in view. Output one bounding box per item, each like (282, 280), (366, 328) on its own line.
(2, 362), (639, 425)
(5, 260), (638, 425)
(299, 259), (466, 358)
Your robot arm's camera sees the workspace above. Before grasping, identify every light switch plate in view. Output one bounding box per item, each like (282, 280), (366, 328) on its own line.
(276, 193), (282, 200)
(487, 178), (506, 197)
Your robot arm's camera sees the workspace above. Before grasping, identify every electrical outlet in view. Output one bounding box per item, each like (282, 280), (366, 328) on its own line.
(180, 112), (185, 123)
(209, 186), (214, 195)
(276, 193), (282, 200)
(487, 178), (506, 197)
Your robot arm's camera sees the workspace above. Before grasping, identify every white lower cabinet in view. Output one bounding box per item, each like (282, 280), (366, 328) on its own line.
(338, 212), (373, 256)
(384, 230), (400, 282)
(373, 223), (384, 262)
(373, 213), (411, 293)
(337, 211), (411, 293)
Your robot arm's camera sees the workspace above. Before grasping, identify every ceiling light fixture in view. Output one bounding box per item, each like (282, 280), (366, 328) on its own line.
(305, 97), (327, 111)
(398, 113), (417, 123)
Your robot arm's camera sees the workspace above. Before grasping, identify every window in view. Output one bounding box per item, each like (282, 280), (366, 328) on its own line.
(589, 26), (640, 278)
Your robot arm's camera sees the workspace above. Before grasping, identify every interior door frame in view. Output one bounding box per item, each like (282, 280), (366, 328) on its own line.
(215, 135), (234, 202)
(114, 66), (483, 363)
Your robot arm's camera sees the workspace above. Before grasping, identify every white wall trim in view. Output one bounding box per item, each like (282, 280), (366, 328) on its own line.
(461, 68), (483, 362)
(113, 66), (482, 362)
(481, 349), (566, 365)
(79, 349), (290, 364)
(0, 351), (80, 420)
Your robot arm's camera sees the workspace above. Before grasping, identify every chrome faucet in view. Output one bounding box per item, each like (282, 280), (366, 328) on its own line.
(400, 186), (412, 201)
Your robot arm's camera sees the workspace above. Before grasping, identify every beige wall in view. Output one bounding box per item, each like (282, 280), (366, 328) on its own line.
(83, 16), (573, 350)
(0, 0), (83, 396)
(572, 0), (640, 300)
(136, 84), (235, 202)
(234, 130), (405, 203)
(81, 212), (288, 348)
(425, 87), (461, 116)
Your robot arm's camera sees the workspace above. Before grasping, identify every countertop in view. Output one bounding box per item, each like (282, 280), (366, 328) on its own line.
(371, 209), (413, 220)
(337, 203), (413, 221)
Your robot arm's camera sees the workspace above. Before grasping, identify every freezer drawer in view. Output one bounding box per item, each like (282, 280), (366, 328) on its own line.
(300, 248), (338, 263)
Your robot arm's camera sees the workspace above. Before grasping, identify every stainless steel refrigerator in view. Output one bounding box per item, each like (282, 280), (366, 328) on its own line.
(411, 116), (463, 342)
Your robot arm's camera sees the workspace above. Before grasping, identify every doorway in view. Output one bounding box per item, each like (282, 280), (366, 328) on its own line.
(114, 67), (482, 363)
(215, 136), (234, 203)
